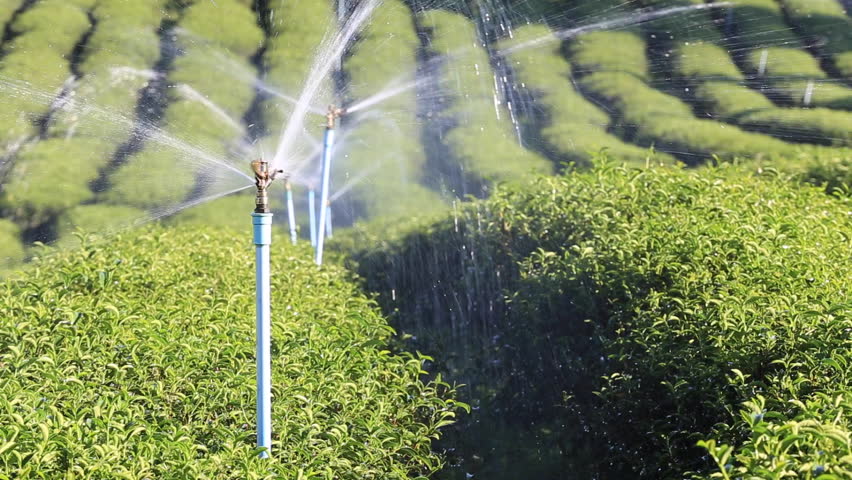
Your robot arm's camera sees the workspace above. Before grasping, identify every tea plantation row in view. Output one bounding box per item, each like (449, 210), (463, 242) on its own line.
(0, 0), (851, 267)
(344, 160), (852, 479)
(0, 227), (463, 479)
(2, 0), (167, 246)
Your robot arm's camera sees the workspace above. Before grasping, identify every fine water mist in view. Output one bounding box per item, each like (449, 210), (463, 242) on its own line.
(1, 0), (851, 476)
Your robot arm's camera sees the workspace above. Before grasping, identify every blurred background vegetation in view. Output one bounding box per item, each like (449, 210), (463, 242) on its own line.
(0, 0), (849, 267)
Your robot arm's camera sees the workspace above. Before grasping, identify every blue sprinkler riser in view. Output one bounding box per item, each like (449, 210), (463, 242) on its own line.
(315, 127), (335, 266)
(252, 212), (273, 458)
(309, 189), (317, 247)
(286, 186), (297, 245)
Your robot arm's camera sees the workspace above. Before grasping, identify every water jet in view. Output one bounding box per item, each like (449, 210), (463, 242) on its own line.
(251, 159), (283, 458)
(285, 179), (297, 245)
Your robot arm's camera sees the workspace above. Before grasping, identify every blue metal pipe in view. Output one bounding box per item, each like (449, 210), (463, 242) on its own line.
(285, 181), (297, 245)
(325, 204), (333, 239)
(252, 212), (273, 458)
(308, 189), (317, 247)
(315, 127), (335, 265)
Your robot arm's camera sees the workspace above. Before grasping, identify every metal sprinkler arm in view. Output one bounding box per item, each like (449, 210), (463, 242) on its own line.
(252, 159), (285, 213)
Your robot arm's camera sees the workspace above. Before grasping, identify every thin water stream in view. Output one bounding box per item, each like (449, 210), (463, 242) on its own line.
(0, 0), (849, 474)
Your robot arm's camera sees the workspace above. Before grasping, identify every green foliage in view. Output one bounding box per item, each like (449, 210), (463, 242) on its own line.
(699, 394), (852, 479)
(777, 0), (852, 78)
(101, 149), (197, 210)
(500, 24), (676, 166)
(728, 0), (852, 110)
(569, 30), (790, 162)
(0, 139), (114, 228)
(106, 0), (258, 213)
(419, 9), (552, 189)
(0, 0), (92, 147)
(345, 159), (852, 478)
(181, 0), (263, 58)
(165, 192), (253, 230)
(336, 0), (447, 221)
(0, 0), (168, 255)
(0, 226), (461, 478)
(647, 5), (852, 148)
(768, 148), (852, 197)
(260, 0), (334, 134)
(54, 204), (145, 244)
(0, 219), (24, 269)
(0, 0), (19, 27)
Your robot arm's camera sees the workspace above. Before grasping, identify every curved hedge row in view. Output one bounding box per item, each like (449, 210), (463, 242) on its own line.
(778, 0), (852, 79)
(334, 0), (447, 222)
(346, 159), (852, 479)
(0, 218), (23, 269)
(103, 0), (261, 212)
(418, 9), (552, 193)
(259, 0), (334, 151)
(0, 0), (94, 154)
(50, 0), (165, 140)
(1, 139), (113, 229)
(640, 0), (852, 147)
(499, 24), (676, 166)
(568, 28), (790, 163)
(0, 1), (19, 31)
(0, 226), (462, 478)
(1, 0), (167, 237)
(725, 0), (852, 110)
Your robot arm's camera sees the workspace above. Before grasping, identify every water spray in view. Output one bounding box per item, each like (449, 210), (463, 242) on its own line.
(285, 180), (298, 245)
(315, 105), (346, 266)
(251, 159), (283, 458)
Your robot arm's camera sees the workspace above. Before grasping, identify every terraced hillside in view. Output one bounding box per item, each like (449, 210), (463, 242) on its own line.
(0, 0), (849, 268)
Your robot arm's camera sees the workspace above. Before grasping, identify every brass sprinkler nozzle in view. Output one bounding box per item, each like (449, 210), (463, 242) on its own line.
(326, 105), (347, 129)
(252, 159), (284, 213)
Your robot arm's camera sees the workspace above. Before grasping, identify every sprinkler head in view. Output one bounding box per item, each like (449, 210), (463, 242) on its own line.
(326, 105), (347, 129)
(252, 159), (284, 213)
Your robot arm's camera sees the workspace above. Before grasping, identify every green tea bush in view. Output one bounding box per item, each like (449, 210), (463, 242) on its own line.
(569, 30), (789, 162)
(0, 0), (92, 150)
(167, 0), (259, 125)
(335, 0), (447, 222)
(165, 192), (254, 231)
(499, 24), (676, 166)
(0, 139), (114, 228)
(0, 226), (462, 478)
(1, 0), (170, 240)
(727, 0), (852, 110)
(642, 0), (852, 147)
(0, 1), (18, 27)
(778, 0), (852, 79)
(259, 0), (334, 140)
(768, 147), (852, 197)
(418, 9), (552, 191)
(101, 149), (197, 210)
(0, 219), (24, 268)
(54, 204), (145, 244)
(180, 0), (263, 58)
(50, 0), (167, 140)
(106, 0), (259, 213)
(346, 159), (852, 478)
